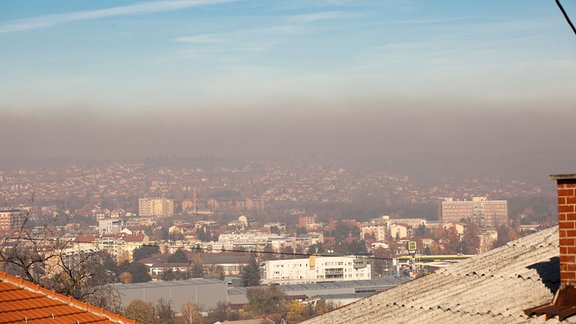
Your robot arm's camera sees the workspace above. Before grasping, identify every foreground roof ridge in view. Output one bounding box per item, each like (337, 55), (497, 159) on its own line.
(0, 271), (136, 323)
(303, 226), (561, 324)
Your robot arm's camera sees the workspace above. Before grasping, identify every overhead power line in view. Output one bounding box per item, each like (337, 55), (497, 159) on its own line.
(555, 0), (576, 36)
(205, 247), (394, 261)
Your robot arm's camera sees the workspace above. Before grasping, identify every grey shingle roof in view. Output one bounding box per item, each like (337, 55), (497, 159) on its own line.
(304, 226), (564, 324)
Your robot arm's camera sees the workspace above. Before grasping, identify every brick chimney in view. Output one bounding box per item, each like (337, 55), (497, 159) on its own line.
(552, 174), (576, 286)
(525, 174), (576, 320)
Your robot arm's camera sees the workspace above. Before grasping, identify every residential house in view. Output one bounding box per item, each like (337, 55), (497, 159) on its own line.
(196, 253), (251, 278)
(137, 254), (191, 278)
(388, 224), (408, 240)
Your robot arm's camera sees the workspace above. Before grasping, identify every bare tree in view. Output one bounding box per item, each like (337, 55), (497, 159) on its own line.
(156, 298), (174, 324)
(181, 301), (202, 324)
(461, 223), (481, 254)
(0, 208), (120, 311)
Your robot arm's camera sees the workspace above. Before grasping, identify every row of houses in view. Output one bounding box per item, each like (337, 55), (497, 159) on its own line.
(74, 230), (149, 263)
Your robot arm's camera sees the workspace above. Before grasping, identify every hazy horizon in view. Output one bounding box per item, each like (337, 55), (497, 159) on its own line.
(1, 1), (575, 180)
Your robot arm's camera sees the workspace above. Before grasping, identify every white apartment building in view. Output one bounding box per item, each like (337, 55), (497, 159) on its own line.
(138, 197), (174, 217)
(389, 224), (408, 240)
(439, 197), (508, 228)
(261, 256), (371, 285)
(73, 233), (149, 263)
(218, 232), (275, 245)
(98, 219), (125, 235)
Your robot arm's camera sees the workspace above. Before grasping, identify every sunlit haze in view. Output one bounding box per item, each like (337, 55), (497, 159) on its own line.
(1, 0), (575, 179)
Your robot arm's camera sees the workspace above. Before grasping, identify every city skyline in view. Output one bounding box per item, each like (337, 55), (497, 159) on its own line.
(1, 1), (575, 165)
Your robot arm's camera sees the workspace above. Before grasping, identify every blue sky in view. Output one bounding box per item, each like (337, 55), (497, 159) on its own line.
(0, 0), (575, 161)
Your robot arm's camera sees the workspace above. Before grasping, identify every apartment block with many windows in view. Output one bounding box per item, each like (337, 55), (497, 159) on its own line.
(261, 256), (371, 285)
(439, 197), (508, 228)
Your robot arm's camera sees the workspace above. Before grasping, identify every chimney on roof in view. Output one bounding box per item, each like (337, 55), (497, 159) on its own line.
(552, 174), (576, 286)
(524, 174), (576, 320)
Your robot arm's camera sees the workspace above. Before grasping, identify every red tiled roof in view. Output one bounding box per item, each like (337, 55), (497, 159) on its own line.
(96, 233), (146, 243)
(0, 272), (135, 323)
(74, 234), (96, 243)
(121, 234), (146, 243)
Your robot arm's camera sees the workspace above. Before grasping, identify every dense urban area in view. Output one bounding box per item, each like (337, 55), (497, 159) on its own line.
(0, 156), (560, 323)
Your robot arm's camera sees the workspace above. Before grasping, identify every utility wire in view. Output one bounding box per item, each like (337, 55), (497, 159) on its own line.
(205, 247), (395, 261)
(3, 237), (397, 261)
(555, 0), (576, 36)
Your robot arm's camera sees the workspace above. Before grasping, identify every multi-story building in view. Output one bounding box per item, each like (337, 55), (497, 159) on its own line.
(182, 199), (196, 214)
(439, 197), (508, 228)
(388, 224), (408, 240)
(98, 219), (125, 235)
(43, 247), (100, 279)
(197, 253), (251, 278)
(73, 233), (149, 263)
(0, 209), (26, 231)
(261, 256), (371, 285)
(299, 215), (317, 228)
(138, 197), (174, 217)
(217, 231), (276, 251)
(360, 224), (387, 241)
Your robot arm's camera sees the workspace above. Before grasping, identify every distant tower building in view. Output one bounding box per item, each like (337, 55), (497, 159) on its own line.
(180, 188), (198, 214)
(0, 209), (26, 231)
(299, 215), (317, 228)
(361, 224), (387, 241)
(182, 199), (195, 215)
(138, 198), (174, 217)
(439, 197), (508, 228)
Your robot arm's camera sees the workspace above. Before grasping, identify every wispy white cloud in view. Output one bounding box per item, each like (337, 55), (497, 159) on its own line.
(158, 41), (275, 61)
(175, 34), (222, 44)
(340, 32), (556, 74)
(388, 16), (485, 25)
(0, 0), (237, 33)
(287, 11), (364, 23)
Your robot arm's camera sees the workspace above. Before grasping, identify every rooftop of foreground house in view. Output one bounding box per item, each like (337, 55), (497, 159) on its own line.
(304, 226), (566, 324)
(0, 272), (135, 324)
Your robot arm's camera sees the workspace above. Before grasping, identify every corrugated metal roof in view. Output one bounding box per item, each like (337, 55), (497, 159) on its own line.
(312, 292), (375, 300)
(304, 226), (564, 324)
(116, 278), (224, 290)
(228, 278), (408, 295)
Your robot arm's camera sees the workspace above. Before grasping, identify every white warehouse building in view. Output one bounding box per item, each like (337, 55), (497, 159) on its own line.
(261, 256), (371, 285)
